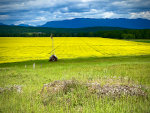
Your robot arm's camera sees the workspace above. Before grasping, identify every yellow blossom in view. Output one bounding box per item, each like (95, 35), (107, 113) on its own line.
(0, 37), (150, 63)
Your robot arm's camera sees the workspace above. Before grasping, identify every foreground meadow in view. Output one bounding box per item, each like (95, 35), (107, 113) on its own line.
(0, 55), (150, 113)
(0, 37), (150, 113)
(0, 37), (150, 63)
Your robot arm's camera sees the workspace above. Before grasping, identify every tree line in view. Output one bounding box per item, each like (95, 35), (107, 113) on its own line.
(0, 25), (150, 39)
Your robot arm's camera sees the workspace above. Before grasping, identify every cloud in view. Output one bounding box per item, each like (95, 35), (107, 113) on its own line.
(0, 0), (150, 25)
(130, 11), (150, 20)
(0, 15), (9, 20)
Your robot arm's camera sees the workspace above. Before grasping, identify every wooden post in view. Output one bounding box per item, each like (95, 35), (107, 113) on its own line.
(50, 33), (54, 55)
(33, 63), (35, 69)
(49, 33), (57, 62)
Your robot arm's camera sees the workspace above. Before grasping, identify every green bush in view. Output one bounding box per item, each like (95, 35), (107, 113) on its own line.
(122, 34), (135, 39)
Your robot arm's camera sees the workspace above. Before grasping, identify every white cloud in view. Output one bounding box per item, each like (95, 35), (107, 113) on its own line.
(102, 12), (114, 18)
(35, 17), (47, 21)
(15, 21), (25, 25)
(130, 11), (150, 20)
(0, 15), (9, 20)
(0, 0), (67, 12)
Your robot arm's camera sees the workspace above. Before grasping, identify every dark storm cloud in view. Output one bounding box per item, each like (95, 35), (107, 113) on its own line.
(0, 0), (150, 25)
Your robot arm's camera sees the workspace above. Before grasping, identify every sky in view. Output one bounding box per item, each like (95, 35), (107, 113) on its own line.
(0, 0), (150, 26)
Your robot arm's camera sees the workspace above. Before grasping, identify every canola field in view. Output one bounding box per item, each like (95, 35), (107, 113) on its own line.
(0, 37), (150, 63)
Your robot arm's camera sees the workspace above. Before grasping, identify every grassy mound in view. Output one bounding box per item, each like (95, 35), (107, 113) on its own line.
(41, 78), (148, 107)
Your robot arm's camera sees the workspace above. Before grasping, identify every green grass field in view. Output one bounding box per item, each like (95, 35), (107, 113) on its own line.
(0, 55), (150, 113)
(127, 39), (150, 43)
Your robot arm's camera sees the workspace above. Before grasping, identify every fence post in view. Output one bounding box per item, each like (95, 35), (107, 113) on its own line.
(33, 63), (35, 69)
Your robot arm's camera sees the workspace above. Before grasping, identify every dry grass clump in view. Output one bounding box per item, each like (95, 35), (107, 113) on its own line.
(41, 78), (147, 97)
(41, 78), (148, 106)
(0, 85), (22, 93)
(41, 79), (80, 95)
(87, 83), (146, 96)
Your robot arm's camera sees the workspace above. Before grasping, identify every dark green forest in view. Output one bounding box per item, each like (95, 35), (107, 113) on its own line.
(0, 25), (150, 39)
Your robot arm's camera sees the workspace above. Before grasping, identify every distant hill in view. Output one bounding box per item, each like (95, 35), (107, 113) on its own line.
(0, 25), (127, 34)
(17, 24), (31, 27)
(0, 23), (5, 25)
(41, 18), (150, 29)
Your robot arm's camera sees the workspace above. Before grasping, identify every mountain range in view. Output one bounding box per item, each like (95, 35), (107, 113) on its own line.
(0, 23), (5, 25)
(0, 18), (150, 29)
(41, 18), (150, 29)
(17, 24), (31, 27)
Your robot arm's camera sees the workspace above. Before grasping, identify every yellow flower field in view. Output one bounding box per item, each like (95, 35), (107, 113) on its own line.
(0, 37), (150, 63)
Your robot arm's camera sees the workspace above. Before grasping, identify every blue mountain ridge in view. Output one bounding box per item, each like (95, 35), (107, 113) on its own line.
(41, 18), (150, 29)
(0, 23), (5, 25)
(17, 24), (31, 27)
